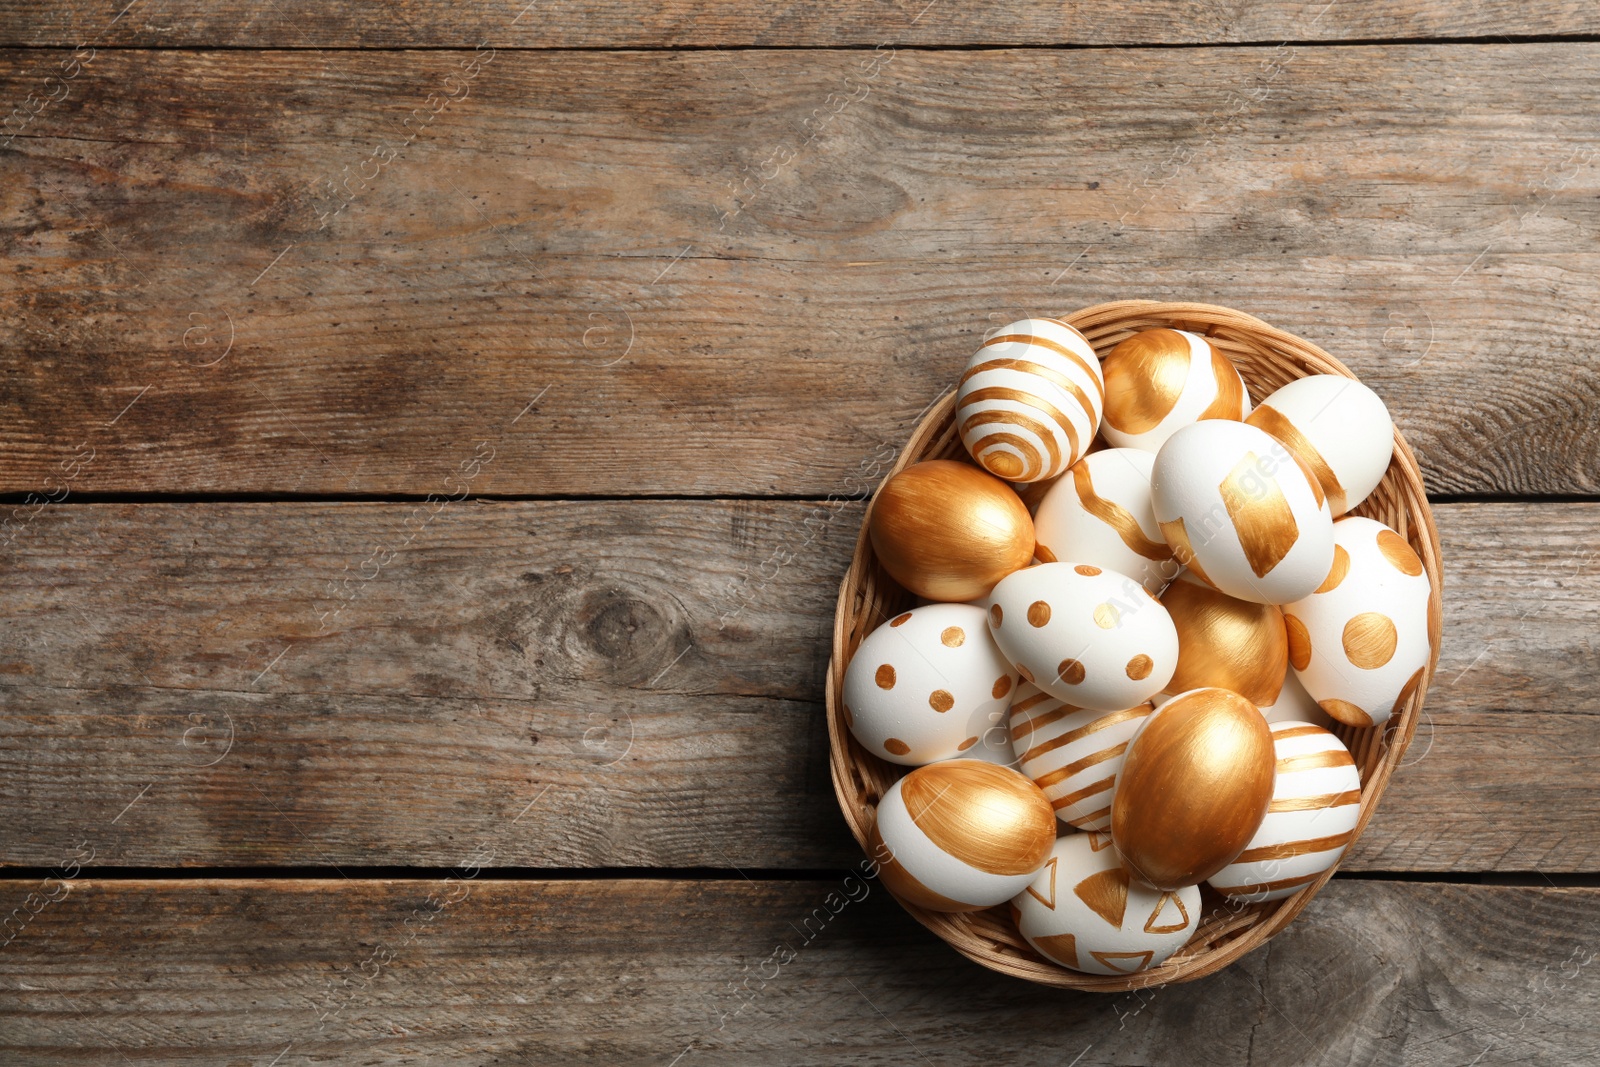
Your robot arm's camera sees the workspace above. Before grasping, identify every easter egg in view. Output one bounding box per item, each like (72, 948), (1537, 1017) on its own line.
(1151, 419), (1334, 605)
(868, 760), (1056, 912)
(1208, 721), (1362, 901)
(1100, 328), (1250, 453)
(842, 604), (1020, 766)
(1246, 374), (1394, 518)
(1009, 682), (1154, 830)
(1260, 669), (1335, 728)
(869, 460), (1035, 602)
(1282, 516), (1432, 728)
(1160, 570), (1289, 707)
(1032, 448), (1174, 594)
(1012, 831), (1200, 975)
(956, 318), (1105, 483)
(987, 562), (1178, 712)
(1111, 688), (1276, 890)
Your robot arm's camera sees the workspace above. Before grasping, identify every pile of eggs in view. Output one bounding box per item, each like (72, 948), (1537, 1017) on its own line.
(842, 318), (1432, 977)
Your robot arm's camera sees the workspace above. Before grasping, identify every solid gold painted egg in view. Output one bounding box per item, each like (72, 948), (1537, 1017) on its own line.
(1160, 570), (1289, 707)
(868, 460), (1035, 602)
(868, 759), (1056, 912)
(1110, 687), (1276, 890)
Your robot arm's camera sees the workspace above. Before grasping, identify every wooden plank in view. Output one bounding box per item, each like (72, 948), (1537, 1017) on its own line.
(4, 45), (1600, 497)
(0, 877), (1595, 1064)
(2, 0), (1597, 48)
(0, 499), (1594, 871)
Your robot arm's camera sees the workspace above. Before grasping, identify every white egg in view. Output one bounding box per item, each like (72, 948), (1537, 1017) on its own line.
(870, 760), (1056, 912)
(1099, 328), (1250, 453)
(1009, 683), (1154, 830)
(1032, 448), (1175, 595)
(986, 562), (1178, 712)
(1247, 374), (1394, 518)
(842, 604), (1020, 766)
(1282, 517), (1432, 728)
(1208, 721), (1362, 902)
(1150, 419), (1334, 605)
(1012, 831), (1200, 976)
(956, 318), (1105, 483)
(1260, 669), (1335, 728)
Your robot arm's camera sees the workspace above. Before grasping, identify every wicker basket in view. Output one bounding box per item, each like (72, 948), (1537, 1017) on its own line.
(825, 300), (1443, 990)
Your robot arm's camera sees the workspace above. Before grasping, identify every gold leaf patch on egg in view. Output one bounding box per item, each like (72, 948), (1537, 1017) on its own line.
(1343, 612), (1398, 669)
(1377, 529), (1424, 576)
(1218, 451), (1300, 579)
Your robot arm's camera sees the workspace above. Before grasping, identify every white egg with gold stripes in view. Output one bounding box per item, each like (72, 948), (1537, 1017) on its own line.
(1207, 721), (1362, 902)
(1011, 831), (1200, 976)
(956, 318), (1104, 484)
(869, 760), (1056, 913)
(842, 603), (1020, 766)
(1100, 328), (1250, 453)
(1008, 682), (1153, 830)
(1150, 419), (1335, 605)
(1246, 374), (1393, 518)
(1033, 448), (1175, 594)
(1281, 516), (1433, 729)
(987, 561), (1178, 712)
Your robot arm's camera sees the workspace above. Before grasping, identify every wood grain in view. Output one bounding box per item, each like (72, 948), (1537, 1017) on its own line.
(4, 46), (1600, 496)
(0, 499), (1593, 870)
(0, 877), (1594, 1064)
(3, 0), (1598, 48)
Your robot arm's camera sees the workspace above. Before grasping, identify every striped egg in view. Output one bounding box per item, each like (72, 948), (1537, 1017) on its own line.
(1008, 683), (1154, 830)
(1246, 375), (1394, 518)
(1282, 516), (1433, 728)
(1012, 831), (1200, 976)
(956, 318), (1104, 483)
(869, 760), (1056, 912)
(1100, 328), (1250, 453)
(1207, 721), (1362, 902)
(1032, 448), (1175, 595)
(842, 603), (1020, 766)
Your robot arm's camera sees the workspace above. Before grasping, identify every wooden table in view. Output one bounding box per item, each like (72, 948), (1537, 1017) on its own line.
(2, 2), (1598, 1062)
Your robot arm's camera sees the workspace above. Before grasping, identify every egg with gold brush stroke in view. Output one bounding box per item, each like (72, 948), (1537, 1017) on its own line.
(1246, 374), (1394, 519)
(842, 603), (1020, 766)
(1100, 328), (1250, 453)
(987, 561), (1179, 713)
(1159, 570), (1289, 708)
(1151, 419), (1334, 606)
(1008, 682), (1154, 830)
(1111, 687), (1276, 890)
(1282, 516), (1432, 729)
(868, 759), (1056, 912)
(955, 318), (1105, 483)
(868, 460), (1035, 602)
(1208, 721), (1362, 902)
(1033, 448), (1173, 594)
(1011, 831), (1200, 976)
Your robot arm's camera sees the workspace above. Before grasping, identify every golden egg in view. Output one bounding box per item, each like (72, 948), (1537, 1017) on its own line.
(1110, 688), (1276, 890)
(1160, 572), (1289, 707)
(868, 460), (1035, 602)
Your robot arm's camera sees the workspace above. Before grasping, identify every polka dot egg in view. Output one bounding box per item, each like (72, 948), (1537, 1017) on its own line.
(986, 562), (1178, 712)
(1009, 683), (1154, 830)
(1012, 831), (1200, 976)
(956, 318), (1105, 483)
(842, 603), (1020, 765)
(1282, 516), (1433, 728)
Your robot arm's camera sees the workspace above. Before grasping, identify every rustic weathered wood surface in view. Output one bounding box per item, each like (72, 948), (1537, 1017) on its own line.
(5, 45), (1600, 496)
(2, 2), (1596, 1062)
(2, 1), (1598, 47)
(0, 500), (1594, 870)
(0, 879), (1595, 1065)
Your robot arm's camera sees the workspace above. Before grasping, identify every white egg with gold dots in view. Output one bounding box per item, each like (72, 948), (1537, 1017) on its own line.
(1208, 721), (1363, 902)
(1012, 831), (1201, 976)
(955, 318), (1104, 484)
(1282, 516), (1432, 728)
(842, 603), (1020, 766)
(987, 562), (1178, 712)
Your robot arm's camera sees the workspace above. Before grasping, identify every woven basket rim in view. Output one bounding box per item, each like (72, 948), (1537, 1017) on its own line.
(825, 299), (1444, 991)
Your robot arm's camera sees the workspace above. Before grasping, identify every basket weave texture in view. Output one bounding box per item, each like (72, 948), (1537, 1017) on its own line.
(825, 300), (1444, 990)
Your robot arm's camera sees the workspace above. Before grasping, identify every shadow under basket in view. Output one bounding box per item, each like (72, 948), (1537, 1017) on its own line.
(825, 299), (1444, 990)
